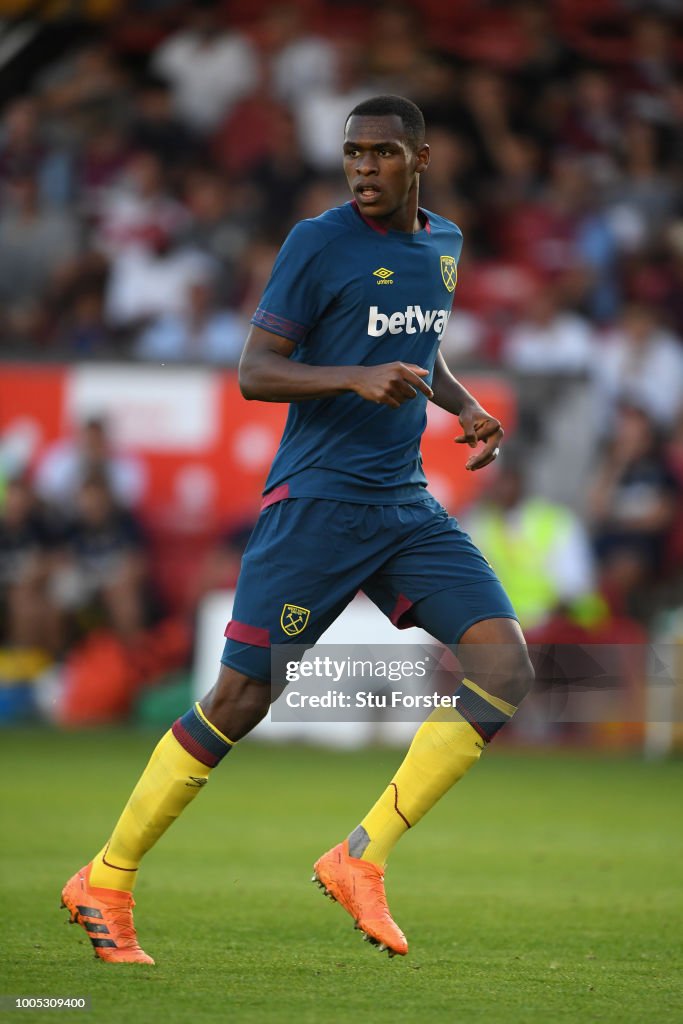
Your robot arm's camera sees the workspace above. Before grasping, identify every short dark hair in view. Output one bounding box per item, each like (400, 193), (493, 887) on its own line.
(345, 95), (425, 151)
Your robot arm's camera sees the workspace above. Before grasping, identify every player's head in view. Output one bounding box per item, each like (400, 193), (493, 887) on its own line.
(343, 95), (429, 225)
(346, 95), (426, 153)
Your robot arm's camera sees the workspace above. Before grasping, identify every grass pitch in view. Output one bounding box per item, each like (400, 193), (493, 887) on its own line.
(1, 729), (682, 1024)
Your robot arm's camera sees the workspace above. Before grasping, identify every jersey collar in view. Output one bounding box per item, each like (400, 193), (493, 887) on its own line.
(350, 200), (431, 235)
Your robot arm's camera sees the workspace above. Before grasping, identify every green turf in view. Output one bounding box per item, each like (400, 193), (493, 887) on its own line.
(0, 730), (681, 1024)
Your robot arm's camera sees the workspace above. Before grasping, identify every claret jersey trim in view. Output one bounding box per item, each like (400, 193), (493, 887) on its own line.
(350, 201), (432, 235)
(351, 200), (388, 234)
(253, 307), (308, 343)
(261, 483), (290, 510)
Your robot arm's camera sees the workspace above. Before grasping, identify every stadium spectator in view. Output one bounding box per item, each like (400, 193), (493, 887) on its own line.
(180, 170), (250, 303)
(94, 149), (189, 259)
(187, 517), (256, 612)
(555, 67), (622, 178)
(258, 3), (338, 107)
(0, 96), (74, 207)
(55, 473), (150, 643)
(434, 66), (534, 192)
(497, 151), (619, 320)
(210, 81), (292, 179)
(605, 118), (678, 254)
(76, 125), (133, 217)
(622, 13), (678, 125)
(438, 308), (487, 367)
(104, 234), (215, 331)
(249, 111), (316, 239)
(0, 165), (81, 348)
(134, 269), (247, 365)
(364, 2), (426, 89)
(0, 98), (44, 185)
(0, 478), (62, 651)
(596, 303), (683, 428)
(465, 458), (596, 630)
(44, 247), (111, 349)
(232, 238), (281, 322)
(488, 133), (544, 209)
(294, 177), (349, 221)
(151, 0), (258, 132)
(36, 42), (131, 140)
(502, 284), (595, 375)
(53, 286), (113, 358)
(661, 221), (683, 338)
(127, 75), (204, 171)
(663, 75), (683, 173)
(295, 39), (375, 170)
(587, 402), (680, 605)
(509, 0), (575, 90)
(418, 127), (481, 239)
(34, 417), (147, 512)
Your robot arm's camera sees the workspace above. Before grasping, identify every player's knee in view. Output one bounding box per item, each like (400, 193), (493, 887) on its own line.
(461, 643), (534, 707)
(503, 646), (535, 706)
(201, 665), (272, 741)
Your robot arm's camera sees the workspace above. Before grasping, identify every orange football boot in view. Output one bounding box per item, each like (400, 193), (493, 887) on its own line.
(60, 862), (154, 964)
(312, 840), (408, 957)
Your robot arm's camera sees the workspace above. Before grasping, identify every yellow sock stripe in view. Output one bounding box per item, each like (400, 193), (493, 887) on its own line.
(194, 702), (235, 746)
(461, 678), (517, 718)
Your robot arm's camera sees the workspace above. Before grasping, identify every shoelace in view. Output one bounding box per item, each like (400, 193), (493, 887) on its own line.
(104, 898), (140, 948)
(355, 862), (391, 916)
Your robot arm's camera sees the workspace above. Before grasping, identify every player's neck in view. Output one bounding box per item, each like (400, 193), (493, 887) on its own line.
(378, 189), (422, 234)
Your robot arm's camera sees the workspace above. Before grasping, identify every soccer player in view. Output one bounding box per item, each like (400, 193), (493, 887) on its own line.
(61, 96), (533, 963)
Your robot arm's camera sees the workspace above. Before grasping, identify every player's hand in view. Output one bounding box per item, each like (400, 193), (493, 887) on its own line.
(455, 402), (503, 471)
(353, 362), (433, 409)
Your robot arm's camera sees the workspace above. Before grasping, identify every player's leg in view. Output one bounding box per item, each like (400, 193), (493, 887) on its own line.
(88, 666), (272, 890)
(314, 617), (530, 957)
(61, 496), (365, 964)
(315, 499), (531, 954)
(61, 664), (270, 964)
(350, 616), (531, 868)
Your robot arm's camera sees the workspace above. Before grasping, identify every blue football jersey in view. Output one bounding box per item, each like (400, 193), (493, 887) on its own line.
(252, 201), (463, 504)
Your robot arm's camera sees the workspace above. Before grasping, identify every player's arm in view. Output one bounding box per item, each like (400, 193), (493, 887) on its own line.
(431, 350), (503, 471)
(239, 325), (433, 409)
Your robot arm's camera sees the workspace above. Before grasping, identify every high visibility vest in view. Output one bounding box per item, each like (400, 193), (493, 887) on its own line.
(472, 500), (574, 629)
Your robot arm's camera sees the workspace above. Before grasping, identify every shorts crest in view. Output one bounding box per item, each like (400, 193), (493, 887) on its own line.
(440, 255), (457, 292)
(280, 603), (310, 636)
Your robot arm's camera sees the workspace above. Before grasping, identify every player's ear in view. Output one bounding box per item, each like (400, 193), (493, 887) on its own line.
(415, 143), (430, 174)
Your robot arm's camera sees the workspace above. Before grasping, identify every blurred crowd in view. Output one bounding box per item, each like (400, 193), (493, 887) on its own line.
(0, 419), (153, 653)
(0, 0), (681, 365)
(1, 0), (683, 670)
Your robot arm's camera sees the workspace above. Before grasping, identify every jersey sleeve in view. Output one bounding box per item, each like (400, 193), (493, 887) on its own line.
(251, 220), (337, 344)
(453, 227), (464, 266)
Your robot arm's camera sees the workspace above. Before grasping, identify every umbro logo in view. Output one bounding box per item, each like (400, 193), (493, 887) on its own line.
(373, 267), (394, 285)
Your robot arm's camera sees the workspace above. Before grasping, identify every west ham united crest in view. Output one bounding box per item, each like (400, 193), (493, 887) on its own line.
(440, 255), (457, 293)
(280, 603), (310, 636)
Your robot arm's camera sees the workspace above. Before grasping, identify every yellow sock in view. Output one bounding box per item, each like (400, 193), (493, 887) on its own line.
(350, 680), (516, 866)
(90, 703), (233, 891)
